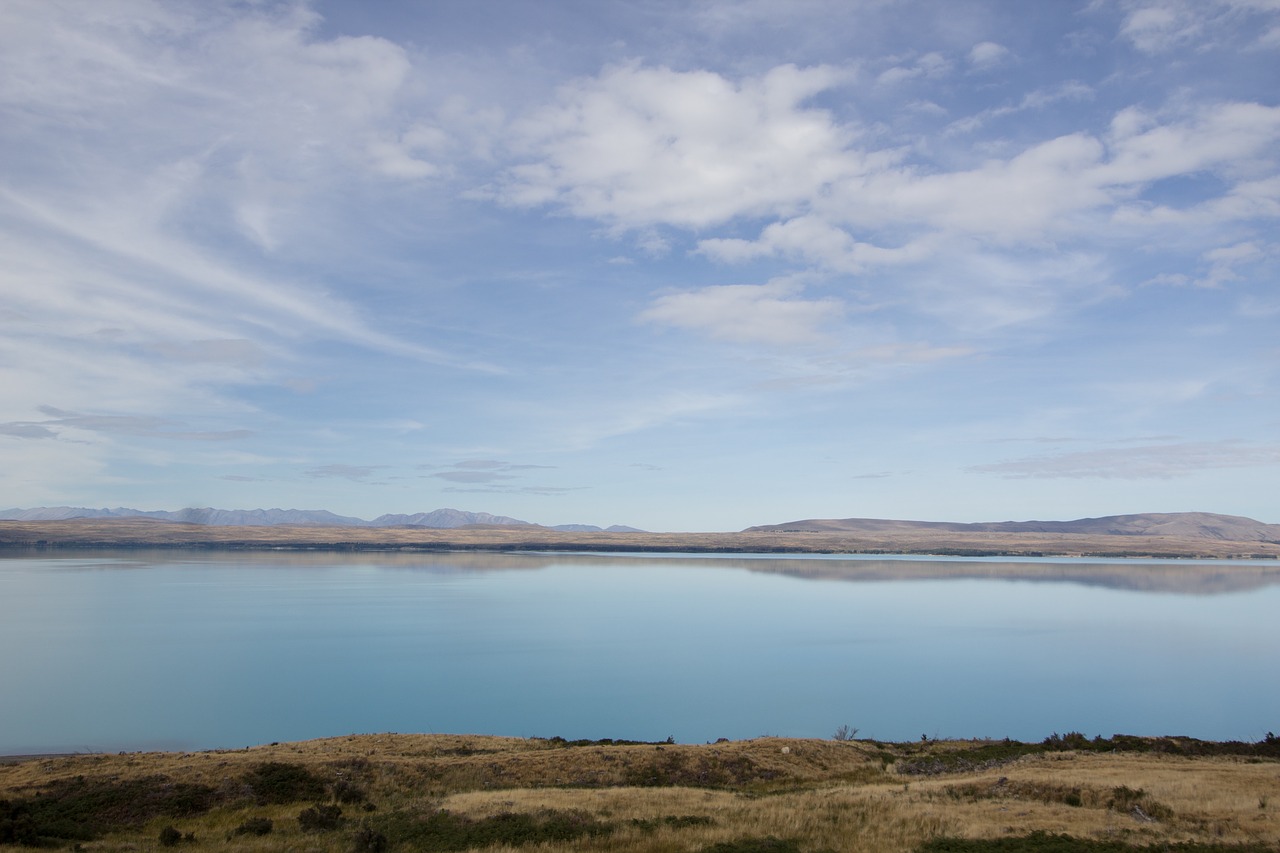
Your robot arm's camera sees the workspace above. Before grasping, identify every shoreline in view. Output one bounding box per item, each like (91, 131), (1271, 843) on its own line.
(3, 518), (1279, 559)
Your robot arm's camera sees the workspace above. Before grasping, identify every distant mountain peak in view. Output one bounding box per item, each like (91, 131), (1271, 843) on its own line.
(371, 509), (531, 528)
(0, 505), (635, 531)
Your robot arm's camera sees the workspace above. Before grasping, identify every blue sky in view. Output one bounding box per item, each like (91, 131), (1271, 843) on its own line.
(1, 0), (1277, 531)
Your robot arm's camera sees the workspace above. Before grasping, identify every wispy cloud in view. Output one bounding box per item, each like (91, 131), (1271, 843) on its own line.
(305, 465), (385, 482)
(1115, 0), (1280, 53)
(0, 406), (251, 442)
(640, 280), (844, 345)
(971, 441), (1280, 479)
(423, 460), (561, 491)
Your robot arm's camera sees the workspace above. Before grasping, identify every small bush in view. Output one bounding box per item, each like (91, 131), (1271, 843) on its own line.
(701, 837), (801, 853)
(232, 816), (273, 836)
(366, 807), (611, 850)
(333, 779), (368, 804)
(631, 814), (715, 832)
(299, 803), (345, 832)
(353, 825), (390, 852)
(1105, 785), (1172, 821)
(833, 724), (860, 742)
(158, 825), (182, 846)
(246, 762), (327, 804)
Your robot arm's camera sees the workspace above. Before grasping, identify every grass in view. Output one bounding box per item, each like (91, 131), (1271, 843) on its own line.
(1, 733), (1277, 852)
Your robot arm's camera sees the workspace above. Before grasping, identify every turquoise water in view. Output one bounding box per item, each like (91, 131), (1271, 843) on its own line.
(1, 551), (1277, 754)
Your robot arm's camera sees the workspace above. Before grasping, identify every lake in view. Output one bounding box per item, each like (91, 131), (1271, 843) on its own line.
(2, 550), (1277, 755)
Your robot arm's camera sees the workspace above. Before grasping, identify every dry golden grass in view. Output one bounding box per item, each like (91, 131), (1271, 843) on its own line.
(2, 734), (1277, 853)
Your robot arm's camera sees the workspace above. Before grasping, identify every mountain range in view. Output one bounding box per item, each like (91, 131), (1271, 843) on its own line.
(3, 508), (1276, 542)
(743, 512), (1280, 542)
(0, 506), (644, 533)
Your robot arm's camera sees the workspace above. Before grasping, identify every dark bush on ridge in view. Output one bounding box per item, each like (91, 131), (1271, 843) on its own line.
(245, 762), (327, 804)
(353, 825), (390, 852)
(0, 776), (216, 845)
(366, 808), (612, 850)
(298, 803), (345, 832)
(1, 799), (41, 846)
(917, 830), (1279, 852)
(333, 779), (368, 804)
(231, 816), (273, 836)
(700, 838), (801, 853)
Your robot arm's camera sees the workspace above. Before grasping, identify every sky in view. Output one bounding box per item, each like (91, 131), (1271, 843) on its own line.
(1, 0), (1278, 532)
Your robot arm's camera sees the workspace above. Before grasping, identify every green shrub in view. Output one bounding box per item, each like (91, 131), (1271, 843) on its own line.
(333, 779), (368, 804)
(352, 825), (390, 852)
(366, 807), (611, 851)
(245, 762), (327, 804)
(0, 776), (216, 845)
(631, 814), (715, 832)
(299, 803), (345, 832)
(0, 800), (41, 846)
(157, 825), (194, 846)
(231, 816), (273, 836)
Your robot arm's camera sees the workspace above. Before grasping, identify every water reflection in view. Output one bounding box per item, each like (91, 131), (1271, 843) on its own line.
(17, 549), (1280, 595)
(1, 550), (1277, 752)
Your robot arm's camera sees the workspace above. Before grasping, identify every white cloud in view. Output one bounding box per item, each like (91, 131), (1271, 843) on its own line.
(825, 101), (1280, 247)
(1121, 4), (1203, 52)
(495, 56), (1280, 305)
(640, 280), (844, 345)
(968, 41), (1010, 69)
(698, 216), (933, 273)
(1119, 0), (1280, 52)
(1100, 102), (1280, 185)
(877, 52), (952, 86)
(497, 62), (860, 229)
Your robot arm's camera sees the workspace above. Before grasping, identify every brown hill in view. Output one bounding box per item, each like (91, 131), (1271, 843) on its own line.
(744, 512), (1280, 541)
(2, 733), (1278, 852)
(2, 515), (1280, 559)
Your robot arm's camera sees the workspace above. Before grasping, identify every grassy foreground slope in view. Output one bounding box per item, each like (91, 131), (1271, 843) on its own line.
(2, 518), (1280, 558)
(3, 734), (1278, 852)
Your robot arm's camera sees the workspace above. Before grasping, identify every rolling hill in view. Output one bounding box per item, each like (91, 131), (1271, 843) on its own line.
(743, 512), (1280, 541)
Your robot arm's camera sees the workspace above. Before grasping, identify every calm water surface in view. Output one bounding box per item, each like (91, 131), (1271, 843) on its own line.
(1, 551), (1277, 754)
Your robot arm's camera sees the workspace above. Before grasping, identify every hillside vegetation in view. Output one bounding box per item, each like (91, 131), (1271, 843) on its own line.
(3, 733), (1278, 852)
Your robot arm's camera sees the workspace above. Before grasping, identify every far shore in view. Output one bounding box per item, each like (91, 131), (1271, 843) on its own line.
(1, 517), (1279, 559)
